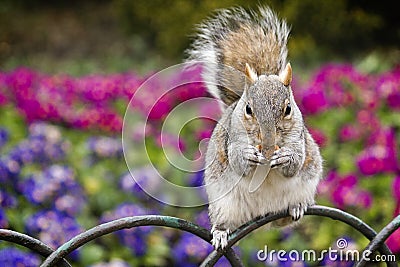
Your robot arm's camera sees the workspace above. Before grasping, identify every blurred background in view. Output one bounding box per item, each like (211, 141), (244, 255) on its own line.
(1, 0), (399, 74)
(0, 1), (399, 266)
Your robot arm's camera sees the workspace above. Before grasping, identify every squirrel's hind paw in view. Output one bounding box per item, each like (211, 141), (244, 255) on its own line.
(289, 203), (307, 221)
(211, 226), (230, 250)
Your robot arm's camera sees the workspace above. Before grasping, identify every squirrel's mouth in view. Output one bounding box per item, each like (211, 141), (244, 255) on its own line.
(259, 127), (277, 159)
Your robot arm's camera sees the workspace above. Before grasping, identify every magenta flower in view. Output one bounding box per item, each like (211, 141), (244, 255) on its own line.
(357, 127), (398, 175)
(157, 132), (186, 152)
(357, 110), (380, 131)
(309, 128), (327, 147)
(196, 128), (213, 141)
(0, 73), (8, 106)
(319, 172), (372, 209)
(332, 185), (372, 209)
(386, 227), (400, 253)
(357, 147), (387, 176)
(376, 67), (400, 110)
(300, 89), (328, 114)
(392, 176), (400, 201)
(339, 124), (362, 142)
(317, 170), (338, 195)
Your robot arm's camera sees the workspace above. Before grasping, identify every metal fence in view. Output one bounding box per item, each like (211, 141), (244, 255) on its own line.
(1, 205), (399, 267)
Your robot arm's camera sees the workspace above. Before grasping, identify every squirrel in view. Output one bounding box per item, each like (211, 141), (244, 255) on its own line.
(186, 6), (323, 250)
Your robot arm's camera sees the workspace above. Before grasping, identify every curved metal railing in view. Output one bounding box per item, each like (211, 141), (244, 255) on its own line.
(0, 205), (398, 266)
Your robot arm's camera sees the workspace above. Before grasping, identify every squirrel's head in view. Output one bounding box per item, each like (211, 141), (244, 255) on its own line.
(238, 63), (297, 157)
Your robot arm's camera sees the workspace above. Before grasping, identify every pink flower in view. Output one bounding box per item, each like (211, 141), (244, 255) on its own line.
(301, 89), (328, 114)
(309, 128), (327, 147)
(339, 125), (362, 142)
(386, 226), (400, 253)
(358, 127), (399, 175)
(392, 176), (400, 201)
(376, 67), (400, 110)
(148, 100), (172, 121)
(157, 132), (186, 152)
(317, 170), (338, 195)
(357, 110), (380, 131)
(196, 129), (213, 141)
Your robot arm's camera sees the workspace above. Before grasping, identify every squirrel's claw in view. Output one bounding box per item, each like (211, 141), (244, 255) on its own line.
(270, 148), (292, 168)
(211, 227), (230, 250)
(244, 145), (267, 165)
(289, 203), (307, 221)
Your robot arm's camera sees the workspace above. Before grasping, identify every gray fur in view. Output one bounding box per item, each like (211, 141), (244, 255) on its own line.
(188, 6), (323, 250)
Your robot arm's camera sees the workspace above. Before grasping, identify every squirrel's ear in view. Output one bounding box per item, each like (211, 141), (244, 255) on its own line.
(245, 63), (257, 84)
(279, 63), (292, 86)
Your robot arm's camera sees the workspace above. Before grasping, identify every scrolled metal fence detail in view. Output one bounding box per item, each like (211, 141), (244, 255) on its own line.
(0, 205), (399, 267)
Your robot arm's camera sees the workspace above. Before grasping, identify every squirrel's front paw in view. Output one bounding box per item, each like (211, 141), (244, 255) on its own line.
(211, 226), (230, 250)
(289, 203), (307, 221)
(271, 147), (300, 177)
(244, 145), (267, 165)
(270, 147), (292, 168)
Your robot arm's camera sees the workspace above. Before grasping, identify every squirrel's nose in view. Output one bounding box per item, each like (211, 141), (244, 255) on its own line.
(260, 126), (276, 159)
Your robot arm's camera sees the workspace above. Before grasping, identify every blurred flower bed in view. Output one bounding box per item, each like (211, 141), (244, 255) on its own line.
(0, 64), (399, 266)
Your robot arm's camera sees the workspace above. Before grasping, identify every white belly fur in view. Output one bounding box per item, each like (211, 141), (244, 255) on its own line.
(207, 165), (319, 229)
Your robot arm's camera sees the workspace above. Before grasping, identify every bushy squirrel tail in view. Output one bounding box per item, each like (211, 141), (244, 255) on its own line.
(186, 6), (290, 107)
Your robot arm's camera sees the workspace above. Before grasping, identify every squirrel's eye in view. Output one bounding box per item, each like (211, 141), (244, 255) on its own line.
(245, 104), (253, 116)
(284, 103), (291, 117)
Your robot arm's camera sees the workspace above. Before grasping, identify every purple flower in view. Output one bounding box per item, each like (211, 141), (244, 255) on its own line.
(0, 247), (40, 267)
(53, 188), (86, 216)
(21, 165), (85, 215)
(7, 123), (68, 166)
(89, 259), (132, 267)
(119, 167), (161, 201)
(101, 203), (154, 256)
(188, 170), (204, 187)
(25, 210), (83, 258)
(194, 209), (210, 229)
(0, 158), (21, 184)
(87, 136), (123, 158)
(172, 232), (212, 267)
(0, 209), (7, 228)
(29, 122), (62, 141)
(0, 128), (8, 149)
(173, 232), (237, 267)
(0, 190), (17, 208)
(320, 237), (358, 267)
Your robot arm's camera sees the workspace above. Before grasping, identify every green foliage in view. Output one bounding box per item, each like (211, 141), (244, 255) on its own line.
(112, 0), (393, 64)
